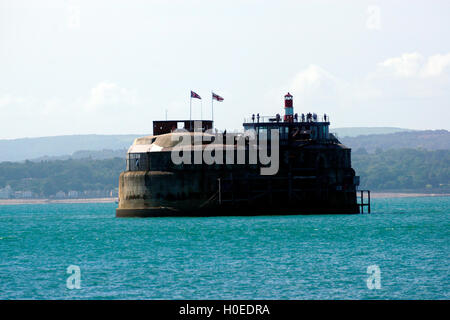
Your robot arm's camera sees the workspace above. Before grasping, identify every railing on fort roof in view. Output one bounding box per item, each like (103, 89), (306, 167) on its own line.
(243, 114), (330, 124)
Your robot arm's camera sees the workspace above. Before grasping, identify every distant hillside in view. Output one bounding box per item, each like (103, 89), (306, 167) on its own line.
(0, 135), (142, 162)
(31, 149), (127, 162)
(1, 128), (448, 162)
(0, 158), (125, 197)
(331, 127), (413, 138)
(341, 130), (450, 153)
(353, 149), (450, 191)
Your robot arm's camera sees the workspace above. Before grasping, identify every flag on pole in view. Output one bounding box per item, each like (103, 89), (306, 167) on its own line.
(212, 92), (224, 101)
(191, 91), (202, 99)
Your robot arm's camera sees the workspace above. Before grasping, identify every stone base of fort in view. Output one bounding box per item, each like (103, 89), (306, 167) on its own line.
(116, 205), (360, 217)
(116, 171), (360, 217)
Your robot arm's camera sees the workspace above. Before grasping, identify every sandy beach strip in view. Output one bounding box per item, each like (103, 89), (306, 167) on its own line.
(0, 198), (117, 205)
(370, 192), (450, 199)
(0, 193), (449, 205)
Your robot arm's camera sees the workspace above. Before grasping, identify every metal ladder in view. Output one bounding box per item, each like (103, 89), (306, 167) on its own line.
(358, 190), (371, 213)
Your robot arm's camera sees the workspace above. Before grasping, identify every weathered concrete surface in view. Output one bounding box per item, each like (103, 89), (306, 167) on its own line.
(117, 170), (221, 214)
(116, 169), (359, 217)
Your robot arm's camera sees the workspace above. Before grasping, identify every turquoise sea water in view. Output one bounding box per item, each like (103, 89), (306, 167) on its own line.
(0, 197), (448, 300)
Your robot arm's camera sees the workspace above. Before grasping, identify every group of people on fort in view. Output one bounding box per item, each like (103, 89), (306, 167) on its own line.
(250, 113), (328, 123)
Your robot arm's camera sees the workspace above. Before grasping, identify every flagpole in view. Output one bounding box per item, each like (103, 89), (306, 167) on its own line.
(200, 99), (203, 121)
(189, 93), (192, 131)
(211, 91), (214, 124)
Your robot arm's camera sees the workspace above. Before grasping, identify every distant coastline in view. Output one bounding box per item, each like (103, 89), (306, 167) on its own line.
(369, 192), (450, 199)
(0, 193), (449, 205)
(0, 198), (117, 205)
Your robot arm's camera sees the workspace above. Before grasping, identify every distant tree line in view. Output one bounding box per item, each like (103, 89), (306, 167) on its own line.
(0, 158), (125, 197)
(352, 148), (450, 191)
(0, 148), (449, 196)
(340, 130), (450, 153)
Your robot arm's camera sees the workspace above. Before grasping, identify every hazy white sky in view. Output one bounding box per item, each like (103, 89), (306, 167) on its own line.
(1, 0), (449, 139)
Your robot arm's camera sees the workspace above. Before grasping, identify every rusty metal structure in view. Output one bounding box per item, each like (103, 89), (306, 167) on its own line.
(116, 93), (369, 217)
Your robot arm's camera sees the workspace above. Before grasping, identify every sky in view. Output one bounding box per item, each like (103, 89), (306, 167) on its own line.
(1, 0), (449, 139)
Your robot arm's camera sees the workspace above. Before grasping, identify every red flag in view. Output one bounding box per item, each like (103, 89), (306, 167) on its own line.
(191, 91), (201, 99)
(212, 92), (224, 101)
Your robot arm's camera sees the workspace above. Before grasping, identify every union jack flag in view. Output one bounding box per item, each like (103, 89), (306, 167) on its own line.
(191, 91), (201, 99)
(212, 92), (224, 101)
